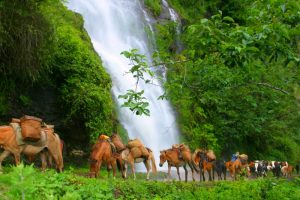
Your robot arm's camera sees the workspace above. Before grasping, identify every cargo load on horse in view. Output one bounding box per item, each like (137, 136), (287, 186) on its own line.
(110, 134), (126, 152)
(127, 138), (149, 158)
(193, 148), (216, 162)
(239, 154), (248, 163)
(20, 115), (43, 141)
(172, 143), (192, 160)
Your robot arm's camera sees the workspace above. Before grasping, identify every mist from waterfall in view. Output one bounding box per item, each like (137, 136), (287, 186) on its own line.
(67, 0), (179, 170)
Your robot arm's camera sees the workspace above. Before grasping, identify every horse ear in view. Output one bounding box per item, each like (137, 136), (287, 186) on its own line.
(165, 151), (167, 154)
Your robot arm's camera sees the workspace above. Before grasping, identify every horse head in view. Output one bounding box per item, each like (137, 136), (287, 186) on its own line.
(159, 151), (167, 167)
(89, 158), (99, 178)
(196, 152), (207, 166)
(225, 161), (232, 171)
(193, 152), (201, 166)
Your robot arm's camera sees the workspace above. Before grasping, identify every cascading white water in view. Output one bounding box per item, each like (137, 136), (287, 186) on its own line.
(67, 0), (179, 170)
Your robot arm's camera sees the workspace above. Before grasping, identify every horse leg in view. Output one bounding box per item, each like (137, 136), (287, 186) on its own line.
(166, 163), (171, 181)
(97, 161), (102, 178)
(212, 164), (215, 181)
(124, 162), (128, 179)
(47, 154), (53, 169)
(50, 154), (62, 173)
(188, 161), (195, 181)
(111, 161), (116, 179)
(143, 160), (150, 181)
(13, 153), (21, 166)
(28, 155), (35, 164)
(202, 168), (206, 181)
(107, 162), (112, 177)
(207, 167), (212, 181)
(0, 150), (11, 174)
(40, 152), (47, 172)
(129, 159), (136, 180)
(183, 164), (188, 182)
(176, 167), (181, 181)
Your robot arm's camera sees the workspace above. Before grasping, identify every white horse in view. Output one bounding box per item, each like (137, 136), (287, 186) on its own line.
(121, 148), (157, 180)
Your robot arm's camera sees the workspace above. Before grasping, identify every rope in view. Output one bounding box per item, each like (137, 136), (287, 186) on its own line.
(0, 132), (15, 145)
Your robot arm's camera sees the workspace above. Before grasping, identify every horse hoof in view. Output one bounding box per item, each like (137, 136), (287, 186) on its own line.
(146, 179), (149, 181)
(0, 171), (3, 174)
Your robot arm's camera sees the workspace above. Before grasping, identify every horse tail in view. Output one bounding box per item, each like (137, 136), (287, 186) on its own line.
(149, 152), (157, 174)
(54, 134), (63, 169)
(61, 139), (67, 158)
(190, 159), (200, 174)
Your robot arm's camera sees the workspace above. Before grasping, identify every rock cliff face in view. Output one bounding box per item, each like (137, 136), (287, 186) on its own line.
(0, 87), (87, 143)
(140, 0), (182, 29)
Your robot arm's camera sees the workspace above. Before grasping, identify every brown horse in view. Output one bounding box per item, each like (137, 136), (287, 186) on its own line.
(226, 158), (250, 180)
(89, 139), (124, 178)
(29, 138), (66, 168)
(159, 149), (199, 182)
(121, 148), (157, 180)
(193, 152), (214, 181)
(0, 126), (63, 173)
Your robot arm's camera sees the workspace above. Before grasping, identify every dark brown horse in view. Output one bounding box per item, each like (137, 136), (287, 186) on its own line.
(193, 152), (214, 181)
(159, 149), (199, 182)
(89, 139), (124, 178)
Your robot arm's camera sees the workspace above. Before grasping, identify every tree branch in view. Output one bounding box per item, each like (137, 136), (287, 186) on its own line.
(228, 83), (290, 95)
(149, 59), (191, 68)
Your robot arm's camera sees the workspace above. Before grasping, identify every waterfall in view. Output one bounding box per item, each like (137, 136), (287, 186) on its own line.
(67, 0), (179, 170)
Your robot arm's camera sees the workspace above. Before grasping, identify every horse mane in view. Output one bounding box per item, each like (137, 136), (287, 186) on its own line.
(161, 149), (175, 154)
(91, 139), (107, 150)
(90, 139), (108, 161)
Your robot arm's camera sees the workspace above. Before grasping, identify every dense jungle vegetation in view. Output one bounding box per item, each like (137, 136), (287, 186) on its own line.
(122, 0), (300, 164)
(0, 0), (129, 150)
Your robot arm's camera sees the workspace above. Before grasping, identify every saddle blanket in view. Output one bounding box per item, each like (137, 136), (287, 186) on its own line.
(10, 123), (47, 147)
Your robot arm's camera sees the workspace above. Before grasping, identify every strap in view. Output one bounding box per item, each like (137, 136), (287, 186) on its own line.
(0, 132), (15, 145)
(103, 143), (110, 153)
(179, 159), (184, 166)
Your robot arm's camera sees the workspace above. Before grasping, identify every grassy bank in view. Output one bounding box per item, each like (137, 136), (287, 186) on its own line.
(0, 164), (299, 199)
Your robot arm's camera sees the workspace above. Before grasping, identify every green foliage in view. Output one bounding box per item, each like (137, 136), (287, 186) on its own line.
(141, 0), (300, 162)
(1, 165), (300, 199)
(0, 164), (116, 200)
(119, 49), (153, 116)
(144, 0), (162, 17)
(39, 2), (115, 141)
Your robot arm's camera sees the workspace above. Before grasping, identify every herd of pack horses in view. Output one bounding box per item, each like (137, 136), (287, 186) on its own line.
(0, 116), (299, 183)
